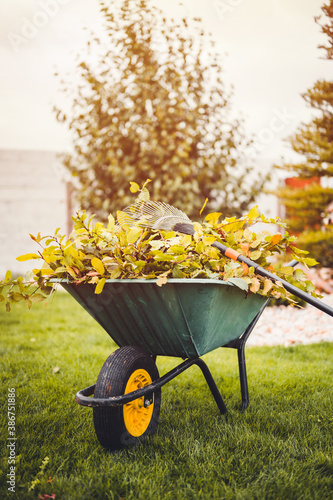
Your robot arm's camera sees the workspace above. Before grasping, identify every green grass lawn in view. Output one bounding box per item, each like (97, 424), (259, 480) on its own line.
(1, 292), (332, 500)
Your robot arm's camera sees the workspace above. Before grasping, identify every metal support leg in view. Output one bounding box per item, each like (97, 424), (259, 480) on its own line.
(237, 346), (249, 412)
(193, 359), (227, 415)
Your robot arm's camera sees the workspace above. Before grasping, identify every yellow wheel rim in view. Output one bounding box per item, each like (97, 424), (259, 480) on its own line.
(123, 369), (154, 437)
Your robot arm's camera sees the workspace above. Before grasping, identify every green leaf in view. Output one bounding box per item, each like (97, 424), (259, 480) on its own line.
(11, 292), (24, 302)
(5, 270), (11, 283)
(172, 267), (186, 278)
(250, 239), (261, 249)
(226, 277), (249, 291)
(294, 268), (306, 278)
(249, 250), (261, 260)
(281, 266), (294, 275)
(153, 252), (174, 262)
(167, 245), (186, 255)
(29, 294), (46, 303)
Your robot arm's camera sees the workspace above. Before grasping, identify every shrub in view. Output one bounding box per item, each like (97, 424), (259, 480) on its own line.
(0, 182), (320, 312)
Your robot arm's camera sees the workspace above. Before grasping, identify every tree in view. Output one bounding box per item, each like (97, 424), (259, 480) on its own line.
(54, 0), (268, 222)
(274, 0), (333, 266)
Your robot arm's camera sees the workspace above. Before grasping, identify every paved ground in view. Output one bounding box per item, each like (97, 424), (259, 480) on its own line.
(247, 294), (333, 347)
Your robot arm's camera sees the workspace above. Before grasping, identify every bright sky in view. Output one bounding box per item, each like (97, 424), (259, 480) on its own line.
(0, 0), (331, 170)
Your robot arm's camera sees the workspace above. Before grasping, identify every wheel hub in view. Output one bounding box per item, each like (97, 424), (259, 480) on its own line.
(123, 369), (154, 437)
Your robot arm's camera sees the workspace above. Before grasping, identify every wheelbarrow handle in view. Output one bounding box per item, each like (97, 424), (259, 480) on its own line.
(212, 241), (333, 317)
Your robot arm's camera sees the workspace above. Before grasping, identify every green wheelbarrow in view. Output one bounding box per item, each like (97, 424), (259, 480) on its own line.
(53, 277), (274, 451)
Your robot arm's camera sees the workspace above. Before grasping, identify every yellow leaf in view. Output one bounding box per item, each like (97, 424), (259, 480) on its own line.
(89, 276), (99, 284)
(95, 277), (106, 294)
(250, 278), (261, 293)
(200, 198), (208, 218)
(66, 266), (77, 278)
(130, 182), (140, 193)
(269, 234), (283, 246)
(5, 270), (11, 283)
(263, 279), (274, 295)
(193, 222), (203, 235)
(205, 247), (220, 259)
(243, 228), (252, 242)
(179, 234), (193, 247)
(107, 214), (115, 230)
(91, 257), (105, 275)
(16, 253), (40, 262)
(202, 236), (216, 245)
(247, 206), (260, 220)
(196, 241), (205, 253)
(110, 268), (122, 279)
(127, 227), (142, 244)
(205, 212), (222, 225)
(138, 187), (150, 202)
(40, 269), (54, 276)
(156, 276), (168, 287)
(223, 220), (246, 233)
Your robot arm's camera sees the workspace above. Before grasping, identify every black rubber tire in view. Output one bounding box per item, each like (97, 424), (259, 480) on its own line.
(93, 346), (161, 451)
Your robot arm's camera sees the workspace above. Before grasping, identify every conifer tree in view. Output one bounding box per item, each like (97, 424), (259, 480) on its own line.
(275, 0), (333, 267)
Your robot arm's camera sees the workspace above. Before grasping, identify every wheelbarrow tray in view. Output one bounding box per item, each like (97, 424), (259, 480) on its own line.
(55, 279), (266, 358)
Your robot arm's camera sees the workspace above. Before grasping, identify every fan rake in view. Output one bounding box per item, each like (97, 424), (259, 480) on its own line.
(117, 200), (195, 235)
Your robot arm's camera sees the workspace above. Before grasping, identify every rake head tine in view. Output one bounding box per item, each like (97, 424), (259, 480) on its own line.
(117, 200), (195, 234)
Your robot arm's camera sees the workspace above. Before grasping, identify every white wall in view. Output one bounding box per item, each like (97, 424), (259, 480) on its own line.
(0, 149), (70, 277)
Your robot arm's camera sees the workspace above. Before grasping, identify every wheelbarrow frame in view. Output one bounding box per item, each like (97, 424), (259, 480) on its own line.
(75, 298), (268, 415)
(74, 288), (274, 417)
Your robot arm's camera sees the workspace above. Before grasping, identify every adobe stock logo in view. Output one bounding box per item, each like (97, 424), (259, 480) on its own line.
(7, 0), (72, 52)
(247, 107), (296, 157)
(212, 0), (244, 20)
